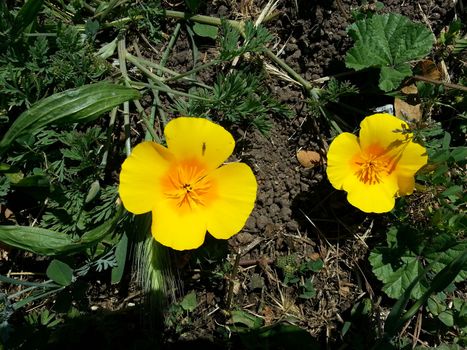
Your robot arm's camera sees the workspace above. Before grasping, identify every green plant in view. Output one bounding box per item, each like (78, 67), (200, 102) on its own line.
(345, 13), (434, 91)
(174, 68), (290, 133)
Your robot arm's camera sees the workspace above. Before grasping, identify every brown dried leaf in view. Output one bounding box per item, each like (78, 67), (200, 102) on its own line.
(297, 150), (321, 168)
(394, 98), (421, 121)
(401, 84), (418, 95)
(418, 59), (442, 80)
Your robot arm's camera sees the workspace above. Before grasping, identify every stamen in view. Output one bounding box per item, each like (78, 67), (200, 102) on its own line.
(354, 148), (395, 185)
(162, 160), (215, 210)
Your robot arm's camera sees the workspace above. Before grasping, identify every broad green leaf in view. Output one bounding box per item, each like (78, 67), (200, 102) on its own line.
(180, 291), (197, 312)
(193, 23), (218, 39)
(111, 232), (128, 285)
(0, 205), (122, 256)
(426, 241), (467, 282)
(369, 251), (427, 299)
(345, 13), (434, 92)
(384, 251), (467, 339)
(0, 83), (140, 153)
(46, 260), (73, 286)
(438, 310), (454, 327)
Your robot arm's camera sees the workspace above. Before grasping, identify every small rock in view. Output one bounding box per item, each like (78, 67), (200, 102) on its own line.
(256, 215), (269, 230)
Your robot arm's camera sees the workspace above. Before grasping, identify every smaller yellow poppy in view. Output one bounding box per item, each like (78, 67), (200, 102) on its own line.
(326, 113), (428, 213)
(119, 117), (258, 250)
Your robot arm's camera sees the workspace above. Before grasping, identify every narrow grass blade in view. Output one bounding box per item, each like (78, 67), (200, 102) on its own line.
(12, 0), (44, 34)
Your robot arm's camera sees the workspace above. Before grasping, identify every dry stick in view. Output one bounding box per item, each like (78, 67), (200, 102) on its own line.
(225, 251), (241, 310)
(413, 74), (467, 92)
(118, 37), (131, 156)
(101, 107), (118, 167)
(152, 22), (182, 130)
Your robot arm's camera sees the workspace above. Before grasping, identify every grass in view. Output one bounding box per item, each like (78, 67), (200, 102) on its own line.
(0, 0), (466, 349)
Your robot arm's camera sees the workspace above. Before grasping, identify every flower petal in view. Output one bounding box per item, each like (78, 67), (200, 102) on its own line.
(395, 141), (427, 195)
(396, 141), (428, 176)
(205, 163), (257, 239)
(397, 175), (415, 196)
(326, 132), (361, 190)
(151, 202), (207, 250)
(119, 142), (174, 214)
(344, 173), (398, 213)
(165, 117), (235, 170)
(359, 113), (410, 150)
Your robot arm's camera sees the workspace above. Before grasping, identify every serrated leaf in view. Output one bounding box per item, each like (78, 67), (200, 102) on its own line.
(426, 241), (467, 282)
(345, 13), (434, 92)
(369, 248), (427, 299)
(193, 23), (218, 39)
(46, 260), (73, 286)
(180, 291), (197, 312)
(0, 83), (140, 153)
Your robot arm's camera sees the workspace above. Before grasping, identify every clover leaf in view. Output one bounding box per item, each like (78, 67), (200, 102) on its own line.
(345, 13), (434, 92)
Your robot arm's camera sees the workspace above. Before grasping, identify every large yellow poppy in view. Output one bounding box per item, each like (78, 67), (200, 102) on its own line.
(326, 113), (427, 213)
(119, 117), (257, 250)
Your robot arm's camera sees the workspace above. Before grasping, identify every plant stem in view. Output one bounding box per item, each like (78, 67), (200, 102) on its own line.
(118, 37), (131, 156)
(413, 75), (467, 92)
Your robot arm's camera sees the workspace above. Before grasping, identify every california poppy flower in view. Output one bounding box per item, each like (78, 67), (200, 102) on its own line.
(326, 113), (427, 213)
(119, 117), (257, 250)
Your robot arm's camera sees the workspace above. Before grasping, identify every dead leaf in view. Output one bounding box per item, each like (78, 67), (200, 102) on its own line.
(297, 150), (321, 168)
(394, 98), (422, 121)
(401, 84), (418, 95)
(418, 60), (442, 81)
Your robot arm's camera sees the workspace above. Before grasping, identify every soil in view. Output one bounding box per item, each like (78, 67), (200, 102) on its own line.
(2, 0), (461, 349)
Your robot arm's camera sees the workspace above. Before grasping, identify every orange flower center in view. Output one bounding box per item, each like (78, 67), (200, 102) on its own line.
(161, 159), (217, 211)
(353, 144), (397, 185)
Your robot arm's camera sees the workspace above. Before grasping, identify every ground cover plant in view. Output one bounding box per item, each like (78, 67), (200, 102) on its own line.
(0, 0), (466, 349)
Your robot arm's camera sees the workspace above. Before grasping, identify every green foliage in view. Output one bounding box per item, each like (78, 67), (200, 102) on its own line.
(46, 260), (74, 286)
(127, 0), (163, 42)
(0, 82), (140, 153)
(369, 227), (466, 300)
(345, 13), (434, 91)
(174, 68), (290, 133)
(276, 254), (323, 300)
(220, 21), (273, 60)
(0, 206), (123, 256)
(0, 16), (109, 110)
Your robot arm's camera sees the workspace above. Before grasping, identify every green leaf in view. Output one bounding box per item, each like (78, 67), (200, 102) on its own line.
(379, 64), (412, 91)
(0, 83), (140, 153)
(438, 310), (454, 327)
(111, 233), (128, 285)
(230, 310), (264, 330)
(369, 249), (427, 299)
(193, 23), (218, 39)
(345, 13), (434, 92)
(180, 291), (197, 312)
(0, 205), (123, 256)
(46, 260), (73, 286)
(12, 0), (44, 34)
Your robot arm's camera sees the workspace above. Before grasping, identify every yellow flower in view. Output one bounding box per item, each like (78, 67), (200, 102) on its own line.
(326, 113), (427, 213)
(119, 117), (257, 250)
